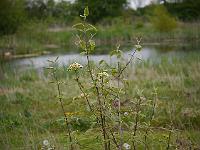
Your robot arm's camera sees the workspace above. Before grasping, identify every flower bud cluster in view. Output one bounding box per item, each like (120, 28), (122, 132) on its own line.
(68, 62), (83, 71)
(97, 72), (109, 78)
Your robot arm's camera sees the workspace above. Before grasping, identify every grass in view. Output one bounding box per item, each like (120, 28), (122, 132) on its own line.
(0, 21), (200, 56)
(0, 51), (200, 149)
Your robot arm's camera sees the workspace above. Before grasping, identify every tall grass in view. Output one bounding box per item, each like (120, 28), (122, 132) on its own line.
(0, 19), (200, 56)
(0, 47), (200, 149)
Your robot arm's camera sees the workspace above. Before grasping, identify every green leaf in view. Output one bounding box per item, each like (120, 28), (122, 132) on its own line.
(89, 40), (95, 51)
(72, 23), (85, 32)
(79, 40), (86, 50)
(55, 56), (59, 62)
(80, 51), (87, 55)
(46, 67), (54, 69)
(84, 6), (89, 17)
(87, 24), (97, 32)
(111, 68), (118, 76)
(116, 50), (122, 58)
(135, 44), (142, 51)
(110, 50), (117, 57)
(99, 60), (106, 65)
(110, 50), (122, 58)
(47, 59), (54, 63)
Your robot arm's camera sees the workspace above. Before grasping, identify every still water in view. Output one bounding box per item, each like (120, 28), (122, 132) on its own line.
(2, 42), (200, 71)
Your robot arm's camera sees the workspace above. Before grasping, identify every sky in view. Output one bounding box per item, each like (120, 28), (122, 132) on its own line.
(128, 0), (154, 9)
(54, 0), (156, 10)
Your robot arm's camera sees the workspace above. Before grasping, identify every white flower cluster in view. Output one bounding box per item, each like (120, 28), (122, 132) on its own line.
(123, 143), (131, 150)
(68, 62), (83, 71)
(97, 72), (109, 78)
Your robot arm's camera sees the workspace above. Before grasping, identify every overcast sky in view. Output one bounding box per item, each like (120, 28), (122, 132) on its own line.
(54, 0), (155, 10)
(128, 0), (154, 9)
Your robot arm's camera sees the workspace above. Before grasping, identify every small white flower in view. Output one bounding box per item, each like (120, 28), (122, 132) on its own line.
(123, 143), (131, 150)
(80, 93), (85, 97)
(43, 139), (49, 146)
(124, 112), (129, 116)
(140, 96), (146, 101)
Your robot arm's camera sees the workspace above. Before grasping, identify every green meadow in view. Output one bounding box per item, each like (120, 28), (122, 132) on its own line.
(1, 0), (200, 149)
(1, 51), (200, 149)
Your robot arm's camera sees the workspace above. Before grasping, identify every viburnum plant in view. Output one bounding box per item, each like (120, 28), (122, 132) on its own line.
(47, 7), (175, 150)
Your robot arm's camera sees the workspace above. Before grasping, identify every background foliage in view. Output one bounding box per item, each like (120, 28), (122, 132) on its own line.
(0, 0), (200, 36)
(0, 0), (26, 35)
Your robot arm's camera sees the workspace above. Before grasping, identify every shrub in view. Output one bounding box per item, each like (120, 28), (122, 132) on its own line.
(150, 5), (177, 32)
(46, 7), (182, 150)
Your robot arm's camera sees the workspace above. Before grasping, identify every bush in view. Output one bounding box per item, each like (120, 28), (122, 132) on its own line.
(150, 5), (177, 32)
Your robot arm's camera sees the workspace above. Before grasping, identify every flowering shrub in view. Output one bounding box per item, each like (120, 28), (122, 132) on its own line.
(47, 7), (176, 150)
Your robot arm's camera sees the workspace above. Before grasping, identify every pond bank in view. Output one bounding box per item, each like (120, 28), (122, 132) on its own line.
(0, 22), (200, 55)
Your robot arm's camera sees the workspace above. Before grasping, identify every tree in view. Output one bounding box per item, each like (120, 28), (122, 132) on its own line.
(0, 0), (26, 35)
(74, 0), (128, 23)
(54, 1), (75, 23)
(25, 0), (74, 22)
(151, 5), (177, 32)
(25, 0), (48, 19)
(165, 0), (200, 21)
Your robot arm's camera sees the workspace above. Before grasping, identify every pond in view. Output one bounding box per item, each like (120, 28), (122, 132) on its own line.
(1, 41), (200, 72)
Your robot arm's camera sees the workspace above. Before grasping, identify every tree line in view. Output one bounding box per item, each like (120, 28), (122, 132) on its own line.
(0, 0), (199, 35)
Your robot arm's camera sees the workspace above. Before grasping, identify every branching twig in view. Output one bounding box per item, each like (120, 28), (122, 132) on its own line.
(52, 68), (73, 150)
